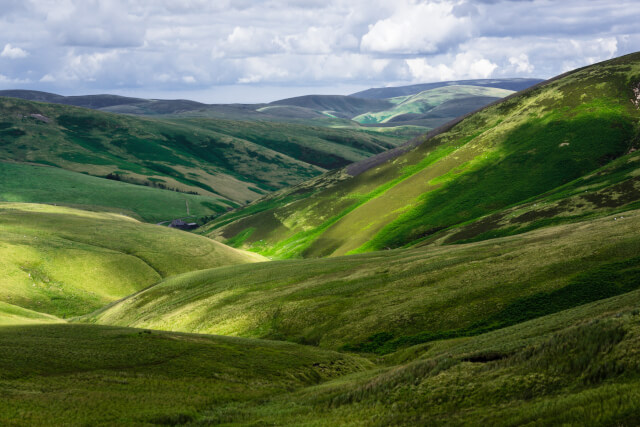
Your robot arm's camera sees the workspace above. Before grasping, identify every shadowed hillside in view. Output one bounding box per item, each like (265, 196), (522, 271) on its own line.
(205, 52), (640, 259)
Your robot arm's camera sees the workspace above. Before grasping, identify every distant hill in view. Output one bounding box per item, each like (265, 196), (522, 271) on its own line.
(353, 85), (514, 126)
(268, 95), (393, 118)
(0, 89), (146, 109)
(0, 78), (540, 127)
(0, 96), (406, 207)
(351, 78), (543, 99)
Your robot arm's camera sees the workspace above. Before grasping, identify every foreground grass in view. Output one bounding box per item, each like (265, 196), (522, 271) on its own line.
(0, 323), (372, 425)
(86, 207), (640, 354)
(0, 202), (262, 318)
(203, 288), (640, 425)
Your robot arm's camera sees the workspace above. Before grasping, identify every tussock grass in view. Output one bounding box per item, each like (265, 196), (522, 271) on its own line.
(0, 323), (372, 425)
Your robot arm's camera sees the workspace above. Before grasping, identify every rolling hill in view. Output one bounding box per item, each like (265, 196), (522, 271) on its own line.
(0, 202), (262, 318)
(351, 77), (543, 99)
(204, 52), (640, 259)
(86, 208), (640, 352)
(2, 54), (640, 425)
(352, 85), (514, 125)
(0, 79), (538, 122)
(82, 205), (640, 424)
(0, 96), (406, 208)
(0, 161), (235, 223)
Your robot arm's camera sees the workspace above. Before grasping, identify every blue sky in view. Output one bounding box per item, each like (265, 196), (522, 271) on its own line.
(0, 0), (638, 102)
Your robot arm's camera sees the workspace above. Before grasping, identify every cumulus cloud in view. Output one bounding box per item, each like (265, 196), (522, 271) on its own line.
(361, 1), (471, 54)
(407, 52), (498, 82)
(1, 44), (28, 59)
(0, 0), (637, 102)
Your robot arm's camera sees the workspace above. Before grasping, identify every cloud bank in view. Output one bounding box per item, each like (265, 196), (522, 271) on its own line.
(0, 0), (638, 102)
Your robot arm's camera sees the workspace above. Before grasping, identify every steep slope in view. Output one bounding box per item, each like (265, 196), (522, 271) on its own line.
(0, 202), (262, 317)
(0, 96), (405, 206)
(206, 52), (640, 258)
(87, 208), (640, 353)
(351, 78), (543, 99)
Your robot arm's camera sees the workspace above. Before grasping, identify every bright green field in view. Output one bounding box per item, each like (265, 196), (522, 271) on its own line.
(4, 208), (635, 425)
(0, 202), (261, 318)
(0, 161), (234, 223)
(207, 52), (640, 259)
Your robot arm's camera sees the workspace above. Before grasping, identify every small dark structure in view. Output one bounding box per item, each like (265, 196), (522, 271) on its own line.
(168, 219), (198, 230)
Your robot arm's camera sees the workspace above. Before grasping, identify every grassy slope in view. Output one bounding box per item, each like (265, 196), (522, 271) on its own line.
(352, 85), (514, 124)
(0, 161), (233, 223)
(206, 289), (640, 425)
(0, 301), (62, 325)
(173, 117), (403, 170)
(0, 202), (261, 318)
(87, 208), (640, 354)
(207, 52), (640, 259)
(0, 96), (405, 205)
(0, 323), (372, 425)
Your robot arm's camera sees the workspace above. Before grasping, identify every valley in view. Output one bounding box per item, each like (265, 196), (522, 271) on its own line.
(1, 53), (640, 425)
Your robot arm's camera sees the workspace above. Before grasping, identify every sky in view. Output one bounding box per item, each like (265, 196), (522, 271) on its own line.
(0, 0), (638, 103)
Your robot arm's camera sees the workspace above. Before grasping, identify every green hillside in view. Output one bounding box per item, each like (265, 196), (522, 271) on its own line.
(81, 208), (640, 424)
(87, 208), (640, 353)
(0, 161), (235, 223)
(206, 52), (640, 259)
(199, 288), (640, 425)
(353, 85), (514, 124)
(0, 323), (371, 425)
(0, 96), (405, 206)
(0, 202), (262, 318)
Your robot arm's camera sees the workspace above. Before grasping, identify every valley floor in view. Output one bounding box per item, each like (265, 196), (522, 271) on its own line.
(1, 207), (640, 425)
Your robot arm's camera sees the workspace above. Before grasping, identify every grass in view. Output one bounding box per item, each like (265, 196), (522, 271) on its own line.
(0, 96), (406, 206)
(208, 52), (640, 259)
(0, 202), (262, 318)
(0, 161), (233, 223)
(0, 323), (372, 425)
(86, 208), (640, 354)
(202, 290), (640, 425)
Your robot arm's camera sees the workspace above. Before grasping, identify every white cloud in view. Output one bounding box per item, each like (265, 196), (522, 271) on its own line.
(1, 43), (28, 58)
(0, 0), (637, 102)
(361, 1), (471, 54)
(406, 52), (498, 82)
(509, 54), (534, 73)
(0, 73), (30, 83)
